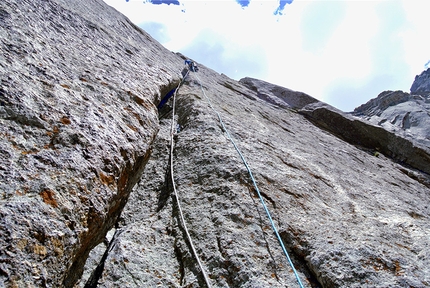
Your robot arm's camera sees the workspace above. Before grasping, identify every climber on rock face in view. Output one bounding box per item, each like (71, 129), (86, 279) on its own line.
(159, 60), (199, 110)
(185, 59), (198, 72)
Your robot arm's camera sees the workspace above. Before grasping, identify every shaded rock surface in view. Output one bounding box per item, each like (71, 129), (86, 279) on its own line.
(353, 90), (430, 150)
(0, 0), (182, 287)
(300, 101), (430, 177)
(1, 1), (430, 288)
(240, 78), (430, 178)
(410, 68), (430, 95)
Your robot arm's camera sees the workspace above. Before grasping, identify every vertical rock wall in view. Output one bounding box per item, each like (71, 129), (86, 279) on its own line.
(1, 1), (429, 287)
(0, 0), (182, 287)
(95, 67), (430, 287)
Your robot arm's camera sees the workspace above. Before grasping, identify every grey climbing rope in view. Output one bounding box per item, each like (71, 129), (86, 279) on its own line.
(194, 73), (305, 288)
(169, 71), (212, 288)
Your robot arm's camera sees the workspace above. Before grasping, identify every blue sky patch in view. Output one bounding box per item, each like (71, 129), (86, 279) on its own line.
(148, 0), (180, 5)
(274, 0), (293, 15)
(235, 0), (251, 8)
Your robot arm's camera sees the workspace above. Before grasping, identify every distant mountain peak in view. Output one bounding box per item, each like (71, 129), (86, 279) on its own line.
(411, 68), (430, 95)
(353, 70), (430, 149)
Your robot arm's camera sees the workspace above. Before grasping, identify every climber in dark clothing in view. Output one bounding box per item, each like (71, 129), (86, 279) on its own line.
(159, 60), (198, 110)
(185, 59), (198, 72)
(157, 87), (176, 110)
(182, 59), (198, 77)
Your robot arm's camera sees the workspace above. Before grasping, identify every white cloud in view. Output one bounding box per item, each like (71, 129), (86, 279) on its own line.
(103, 0), (429, 111)
(259, 1), (380, 104)
(400, 1), (430, 73)
(180, 28), (268, 80)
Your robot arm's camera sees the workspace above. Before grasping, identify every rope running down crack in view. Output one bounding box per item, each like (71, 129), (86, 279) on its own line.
(169, 70), (212, 288)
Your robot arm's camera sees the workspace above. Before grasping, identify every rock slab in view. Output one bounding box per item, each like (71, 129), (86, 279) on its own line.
(96, 70), (430, 287)
(1, 1), (430, 288)
(0, 0), (182, 287)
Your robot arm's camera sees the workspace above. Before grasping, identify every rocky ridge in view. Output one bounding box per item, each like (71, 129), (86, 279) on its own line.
(1, 0), (430, 287)
(410, 68), (430, 96)
(240, 78), (430, 179)
(352, 91), (430, 147)
(352, 71), (430, 150)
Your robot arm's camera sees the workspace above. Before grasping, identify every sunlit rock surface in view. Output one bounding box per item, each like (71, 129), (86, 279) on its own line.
(95, 70), (429, 287)
(0, 0), (181, 286)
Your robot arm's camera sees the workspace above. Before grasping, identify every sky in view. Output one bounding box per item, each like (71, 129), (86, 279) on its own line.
(103, 0), (430, 112)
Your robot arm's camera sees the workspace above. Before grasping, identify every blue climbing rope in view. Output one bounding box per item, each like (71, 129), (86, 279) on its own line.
(194, 73), (305, 288)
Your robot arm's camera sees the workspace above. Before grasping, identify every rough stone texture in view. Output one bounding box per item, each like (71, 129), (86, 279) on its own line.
(300, 102), (430, 176)
(95, 68), (430, 287)
(410, 68), (430, 95)
(239, 77), (318, 110)
(0, 0), (182, 287)
(353, 90), (430, 149)
(2, 1), (430, 288)
(240, 78), (430, 177)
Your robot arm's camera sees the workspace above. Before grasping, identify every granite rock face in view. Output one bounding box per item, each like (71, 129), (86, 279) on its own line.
(352, 90), (430, 150)
(1, 1), (430, 288)
(239, 77), (319, 110)
(0, 0), (182, 287)
(240, 78), (430, 177)
(92, 71), (430, 287)
(410, 68), (430, 95)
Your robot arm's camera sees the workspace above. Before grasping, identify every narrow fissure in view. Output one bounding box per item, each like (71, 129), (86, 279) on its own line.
(215, 236), (240, 287)
(174, 241), (186, 285)
(157, 162), (172, 212)
(78, 82), (181, 287)
(84, 229), (122, 288)
(279, 230), (322, 288)
(170, 174), (209, 288)
(166, 87), (211, 287)
(246, 181), (322, 287)
(121, 261), (141, 286)
(245, 185), (281, 283)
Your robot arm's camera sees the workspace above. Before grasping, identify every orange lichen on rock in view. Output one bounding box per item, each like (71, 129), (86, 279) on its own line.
(100, 172), (115, 186)
(33, 244), (47, 258)
(39, 189), (58, 208)
(60, 116), (71, 125)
